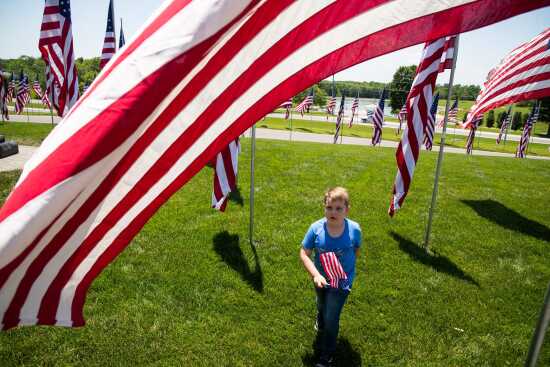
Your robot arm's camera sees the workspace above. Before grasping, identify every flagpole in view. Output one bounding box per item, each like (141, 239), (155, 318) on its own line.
(525, 281), (550, 367)
(423, 35), (460, 252)
(289, 108), (293, 142)
(249, 124), (256, 246)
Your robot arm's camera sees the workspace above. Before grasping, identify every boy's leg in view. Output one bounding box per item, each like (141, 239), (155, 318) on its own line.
(320, 288), (349, 359)
(315, 287), (327, 332)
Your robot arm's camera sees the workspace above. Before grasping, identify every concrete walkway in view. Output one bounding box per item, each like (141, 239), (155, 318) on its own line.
(2, 127), (548, 174)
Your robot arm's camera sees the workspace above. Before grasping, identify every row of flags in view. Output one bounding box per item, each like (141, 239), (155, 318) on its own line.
(0, 0), (546, 331)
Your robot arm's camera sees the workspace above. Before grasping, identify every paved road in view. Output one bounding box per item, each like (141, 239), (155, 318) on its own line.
(3, 127), (547, 174)
(267, 113), (550, 145)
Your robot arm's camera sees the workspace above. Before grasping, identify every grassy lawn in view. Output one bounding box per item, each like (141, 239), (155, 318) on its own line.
(259, 117), (550, 157)
(0, 122), (54, 146)
(1, 139), (549, 366)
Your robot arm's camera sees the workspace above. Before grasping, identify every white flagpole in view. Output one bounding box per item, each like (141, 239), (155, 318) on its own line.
(249, 124), (256, 245)
(424, 35), (460, 252)
(525, 281), (550, 367)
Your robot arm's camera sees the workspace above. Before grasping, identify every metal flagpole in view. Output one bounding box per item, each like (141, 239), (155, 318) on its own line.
(289, 108), (293, 142)
(249, 124), (256, 246)
(525, 281), (550, 367)
(423, 35), (460, 252)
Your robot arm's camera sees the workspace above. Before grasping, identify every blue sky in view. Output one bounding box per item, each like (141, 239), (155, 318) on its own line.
(1, 1), (548, 86)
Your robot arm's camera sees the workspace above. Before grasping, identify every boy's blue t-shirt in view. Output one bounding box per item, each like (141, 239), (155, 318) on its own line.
(302, 218), (362, 291)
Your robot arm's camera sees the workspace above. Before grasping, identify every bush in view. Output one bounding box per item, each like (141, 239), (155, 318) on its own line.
(486, 110), (495, 128)
(496, 111), (505, 128)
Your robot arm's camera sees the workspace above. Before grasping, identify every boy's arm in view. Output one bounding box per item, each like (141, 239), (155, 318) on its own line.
(299, 247), (327, 288)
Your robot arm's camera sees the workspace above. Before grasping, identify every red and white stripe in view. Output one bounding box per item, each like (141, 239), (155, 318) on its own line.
(0, 0), (545, 330)
(349, 95), (359, 127)
(295, 92), (313, 116)
(212, 139), (240, 211)
(516, 102), (540, 158)
(496, 106), (512, 144)
(326, 95), (336, 115)
(0, 76), (8, 121)
(32, 80), (43, 100)
(438, 35), (457, 72)
(465, 118), (480, 154)
(371, 100), (384, 145)
(389, 38), (447, 216)
(319, 251), (347, 289)
(279, 99), (292, 119)
(464, 28), (550, 128)
(39, 0), (79, 117)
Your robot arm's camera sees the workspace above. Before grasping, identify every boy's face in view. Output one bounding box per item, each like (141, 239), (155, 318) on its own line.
(324, 198), (348, 225)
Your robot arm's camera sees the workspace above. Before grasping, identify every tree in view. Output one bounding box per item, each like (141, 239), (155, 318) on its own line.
(496, 111), (505, 128)
(389, 65), (416, 113)
(486, 110), (495, 128)
(511, 111), (523, 130)
(293, 84), (327, 108)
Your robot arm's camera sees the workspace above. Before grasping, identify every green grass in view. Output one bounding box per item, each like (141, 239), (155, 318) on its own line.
(0, 122), (54, 146)
(259, 117), (550, 157)
(1, 139), (549, 366)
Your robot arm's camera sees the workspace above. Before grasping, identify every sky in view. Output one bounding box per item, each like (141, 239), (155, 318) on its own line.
(1, 1), (549, 86)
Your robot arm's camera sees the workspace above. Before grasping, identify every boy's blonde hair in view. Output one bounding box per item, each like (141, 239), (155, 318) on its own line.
(324, 187), (349, 207)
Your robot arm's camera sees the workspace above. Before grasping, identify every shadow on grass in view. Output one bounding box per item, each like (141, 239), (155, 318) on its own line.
(297, 127), (313, 133)
(461, 199), (550, 242)
(212, 231), (263, 293)
(228, 186), (244, 207)
(302, 335), (361, 367)
(391, 232), (480, 287)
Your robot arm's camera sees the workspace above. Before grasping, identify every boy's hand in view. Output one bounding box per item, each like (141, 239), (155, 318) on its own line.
(313, 274), (328, 288)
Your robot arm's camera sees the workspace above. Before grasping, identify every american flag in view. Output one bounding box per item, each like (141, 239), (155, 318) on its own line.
(397, 104), (407, 135)
(295, 88), (313, 116)
(39, 0), (79, 117)
(465, 118), (481, 155)
(279, 99), (292, 119)
(15, 72), (30, 114)
(334, 95), (345, 144)
(326, 95), (336, 115)
(424, 92), (439, 151)
(439, 35), (457, 72)
(496, 105), (513, 144)
(119, 18), (126, 48)
(100, 0), (117, 70)
(349, 93), (359, 127)
(212, 139), (240, 211)
(7, 73), (15, 104)
(465, 28), (550, 128)
(0, 0), (543, 330)
(32, 77), (44, 100)
(0, 73), (8, 121)
(516, 102), (540, 158)
(319, 251), (347, 289)
(438, 96), (458, 128)
(389, 37), (448, 216)
(371, 89), (385, 145)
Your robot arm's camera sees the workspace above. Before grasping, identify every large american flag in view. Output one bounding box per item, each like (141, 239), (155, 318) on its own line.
(15, 73), (30, 115)
(326, 95), (336, 115)
(279, 99), (292, 119)
(465, 28), (550, 128)
(465, 118), (481, 154)
(39, 0), (79, 117)
(0, 0), (545, 330)
(424, 92), (439, 151)
(371, 89), (385, 145)
(496, 105), (513, 144)
(397, 104), (407, 135)
(295, 88), (313, 116)
(212, 139), (240, 211)
(100, 0), (117, 70)
(516, 102), (540, 158)
(319, 251), (347, 289)
(389, 38), (448, 216)
(333, 95), (345, 144)
(349, 93), (359, 127)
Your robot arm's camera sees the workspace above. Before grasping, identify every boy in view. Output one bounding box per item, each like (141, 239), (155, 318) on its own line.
(300, 187), (362, 367)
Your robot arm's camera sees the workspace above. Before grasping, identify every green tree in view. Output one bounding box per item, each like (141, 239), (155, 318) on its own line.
(486, 110), (495, 128)
(389, 65), (415, 113)
(293, 84), (327, 108)
(511, 111), (523, 130)
(496, 111), (505, 128)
